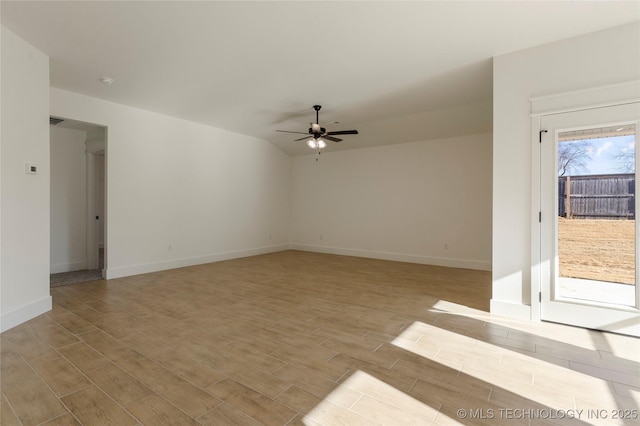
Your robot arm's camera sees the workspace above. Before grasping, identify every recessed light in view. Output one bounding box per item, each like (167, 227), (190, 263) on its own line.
(100, 77), (114, 85)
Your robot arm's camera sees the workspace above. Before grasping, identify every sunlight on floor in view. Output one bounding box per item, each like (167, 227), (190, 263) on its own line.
(430, 299), (638, 358)
(303, 299), (638, 425)
(303, 370), (444, 425)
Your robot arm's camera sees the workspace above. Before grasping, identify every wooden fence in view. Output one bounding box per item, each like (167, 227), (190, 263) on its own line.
(558, 173), (635, 219)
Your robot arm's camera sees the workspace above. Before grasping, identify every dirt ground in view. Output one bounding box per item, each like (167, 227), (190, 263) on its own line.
(558, 217), (636, 285)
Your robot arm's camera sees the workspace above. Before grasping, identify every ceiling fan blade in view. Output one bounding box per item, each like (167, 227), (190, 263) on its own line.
(294, 136), (312, 141)
(326, 130), (358, 135)
(324, 136), (343, 142)
(276, 130), (310, 135)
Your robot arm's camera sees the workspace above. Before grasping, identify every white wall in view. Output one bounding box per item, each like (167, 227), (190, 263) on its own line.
(492, 22), (640, 319)
(50, 126), (87, 273)
(291, 133), (492, 270)
(50, 88), (291, 279)
(0, 26), (51, 332)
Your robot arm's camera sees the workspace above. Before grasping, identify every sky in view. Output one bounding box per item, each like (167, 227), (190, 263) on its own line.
(563, 134), (636, 176)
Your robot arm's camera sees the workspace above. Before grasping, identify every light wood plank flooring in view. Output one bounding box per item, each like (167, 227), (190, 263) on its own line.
(1, 250), (638, 425)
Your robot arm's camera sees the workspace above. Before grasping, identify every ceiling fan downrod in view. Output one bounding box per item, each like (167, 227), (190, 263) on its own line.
(313, 105), (321, 124)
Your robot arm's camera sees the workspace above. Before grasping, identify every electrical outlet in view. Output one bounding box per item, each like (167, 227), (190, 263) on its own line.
(168, 244), (173, 251)
(444, 243), (449, 250)
(25, 163), (38, 174)
(319, 234), (323, 241)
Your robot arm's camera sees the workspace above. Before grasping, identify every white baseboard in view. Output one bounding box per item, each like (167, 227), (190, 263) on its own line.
(105, 244), (290, 279)
(290, 244), (491, 271)
(50, 261), (86, 274)
(103, 243), (491, 280)
(1, 296), (52, 333)
(490, 299), (532, 321)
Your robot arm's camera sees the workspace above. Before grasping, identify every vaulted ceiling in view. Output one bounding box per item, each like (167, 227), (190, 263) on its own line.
(2, 1), (638, 155)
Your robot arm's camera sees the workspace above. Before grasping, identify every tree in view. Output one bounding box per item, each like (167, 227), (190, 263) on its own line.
(557, 141), (592, 176)
(610, 150), (635, 173)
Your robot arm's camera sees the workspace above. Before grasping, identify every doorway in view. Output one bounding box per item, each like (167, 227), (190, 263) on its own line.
(539, 103), (640, 336)
(86, 149), (105, 272)
(50, 117), (106, 286)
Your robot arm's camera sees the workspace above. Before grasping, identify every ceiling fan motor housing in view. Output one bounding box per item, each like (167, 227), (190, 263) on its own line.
(308, 127), (327, 137)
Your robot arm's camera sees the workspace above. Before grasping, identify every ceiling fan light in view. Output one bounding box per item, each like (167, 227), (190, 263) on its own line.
(307, 139), (317, 149)
(317, 139), (327, 149)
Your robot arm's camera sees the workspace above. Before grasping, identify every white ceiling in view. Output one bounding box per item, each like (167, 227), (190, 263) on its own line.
(2, 1), (638, 156)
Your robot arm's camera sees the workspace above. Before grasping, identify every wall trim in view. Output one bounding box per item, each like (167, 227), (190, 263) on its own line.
(490, 299), (532, 321)
(1, 296), (52, 333)
(530, 80), (640, 117)
(291, 244), (491, 271)
(50, 261), (86, 274)
(105, 244), (290, 279)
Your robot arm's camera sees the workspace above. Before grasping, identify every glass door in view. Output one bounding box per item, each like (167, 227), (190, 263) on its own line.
(540, 102), (640, 336)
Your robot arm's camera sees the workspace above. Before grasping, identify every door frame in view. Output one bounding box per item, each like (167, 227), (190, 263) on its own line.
(539, 105), (639, 336)
(86, 148), (102, 272)
(530, 81), (640, 323)
(85, 136), (106, 276)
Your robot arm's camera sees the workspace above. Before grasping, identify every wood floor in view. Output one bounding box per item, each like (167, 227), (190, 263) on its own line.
(1, 250), (638, 425)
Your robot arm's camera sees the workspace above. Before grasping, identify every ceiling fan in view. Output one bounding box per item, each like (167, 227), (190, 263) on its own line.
(276, 105), (358, 150)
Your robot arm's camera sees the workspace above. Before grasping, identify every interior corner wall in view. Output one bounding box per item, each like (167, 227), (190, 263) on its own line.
(50, 88), (292, 279)
(492, 22), (640, 320)
(50, 126), (88, 273)
(291, 133), (493, 271)
(1, 26), (51, 332)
